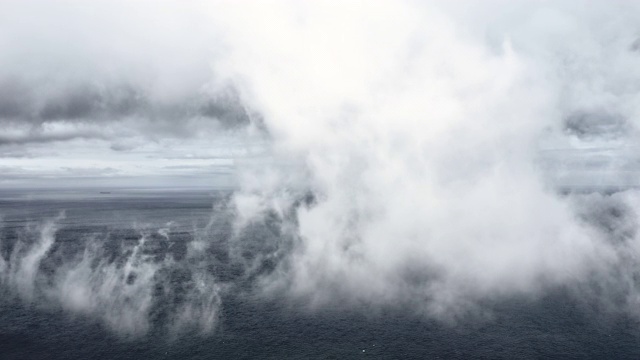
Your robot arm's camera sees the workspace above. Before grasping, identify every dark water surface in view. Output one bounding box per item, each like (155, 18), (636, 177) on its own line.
(1, 189), (639, 359)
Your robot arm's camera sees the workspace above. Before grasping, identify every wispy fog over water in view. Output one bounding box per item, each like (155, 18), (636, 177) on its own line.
(1, 189), (640, 359)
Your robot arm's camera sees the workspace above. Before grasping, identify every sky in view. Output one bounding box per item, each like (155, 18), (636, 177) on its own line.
(2, 0), (640, 190)
(0, 1), (261, 188)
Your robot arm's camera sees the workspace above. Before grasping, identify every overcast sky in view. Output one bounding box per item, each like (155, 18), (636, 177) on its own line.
(0, 1), (264, 188)
(2, 1), (640, 189)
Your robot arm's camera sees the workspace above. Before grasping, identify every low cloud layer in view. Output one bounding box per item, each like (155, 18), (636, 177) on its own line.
(3, 0), (640, 336)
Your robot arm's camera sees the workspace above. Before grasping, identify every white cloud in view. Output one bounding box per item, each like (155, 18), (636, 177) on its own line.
(206, 0), (640, 316)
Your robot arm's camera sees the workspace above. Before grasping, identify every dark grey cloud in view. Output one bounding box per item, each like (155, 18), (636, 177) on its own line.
(563, 111), (631, 140)
(109, 139), (143, 152)
(631, 38), (640, 52)
(0, 79), (252, 146)
(0, 78), (32, 119)
(0, 124), (107, 146)
(39, 86), (104, 121)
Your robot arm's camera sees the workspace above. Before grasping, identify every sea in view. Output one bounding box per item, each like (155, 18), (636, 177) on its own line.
(1, 188), (639, 359)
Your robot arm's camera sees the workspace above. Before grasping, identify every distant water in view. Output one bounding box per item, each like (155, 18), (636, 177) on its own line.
(1, 189), (639, 359)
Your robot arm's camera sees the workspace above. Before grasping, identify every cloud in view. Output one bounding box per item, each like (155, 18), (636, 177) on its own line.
(4, 0), (640, 332)
(0, 0), (259, 186)
(0, 122), (108, 146)
(206, 0), (640, 318)
(0, 81), (252, 144)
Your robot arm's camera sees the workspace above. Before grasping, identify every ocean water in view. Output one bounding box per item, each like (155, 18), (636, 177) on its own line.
(1, 189), (639, 359)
